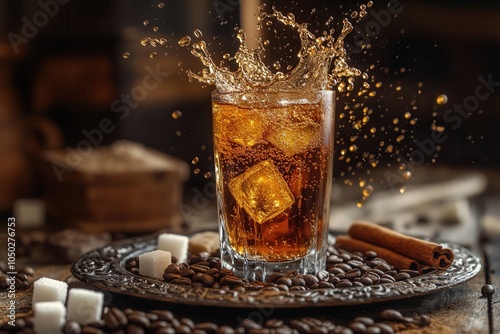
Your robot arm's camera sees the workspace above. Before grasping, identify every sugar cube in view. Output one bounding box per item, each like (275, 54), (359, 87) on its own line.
(189, 231), (220, 254)
(32, 277), (68, 304)
(33, 301), (66, 334)
(157, 233), (189, 263)
(67, 288), (104, 325)
(139, 250), (172, 279)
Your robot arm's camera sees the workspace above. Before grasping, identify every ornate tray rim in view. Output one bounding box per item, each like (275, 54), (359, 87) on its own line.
(71, 233), (482, 309)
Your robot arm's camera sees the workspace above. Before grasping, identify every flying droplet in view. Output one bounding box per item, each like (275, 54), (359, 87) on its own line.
(122, 52), (130, 59)
(192, 157), (199, 164)
(141, 37), (151, 46)
(204, 172), (212, 179)
(158, 2), (164, 8)
(436, 94), (448, 105)
(178, 35), (192, 47)
(194, 168), (201, 174)
(171, 110), (182, 119)
(143, 20), (149, 26)
(153, 26), (159, 32)
(194, 29), (203, 38)
(149, 52), (157, 58)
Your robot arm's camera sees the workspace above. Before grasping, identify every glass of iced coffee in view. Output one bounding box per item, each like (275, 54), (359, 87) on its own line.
(212, 90), (335, 281)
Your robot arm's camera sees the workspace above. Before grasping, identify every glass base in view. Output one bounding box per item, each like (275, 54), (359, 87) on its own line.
(220, 240), (326, 282)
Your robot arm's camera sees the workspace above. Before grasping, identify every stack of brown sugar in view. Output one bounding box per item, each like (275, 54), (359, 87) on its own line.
(336, 221), (455, 273)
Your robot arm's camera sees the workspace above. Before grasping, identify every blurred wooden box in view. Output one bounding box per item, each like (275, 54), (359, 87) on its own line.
(39, 141), (189, 233)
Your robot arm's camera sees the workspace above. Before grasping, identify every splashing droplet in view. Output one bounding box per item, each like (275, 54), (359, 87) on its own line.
(150, 51), (157, 58)
(141, 37), (151, 46)
(178, 35), (192, 47)
(194, 29), (203, 38)
(436, 94), (448, 105)
(171, 110), (182, 119)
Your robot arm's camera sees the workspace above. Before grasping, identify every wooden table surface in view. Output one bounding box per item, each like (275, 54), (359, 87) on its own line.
(1, 170), (499, 334)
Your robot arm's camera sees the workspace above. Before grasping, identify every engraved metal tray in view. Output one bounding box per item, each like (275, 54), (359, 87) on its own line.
(71, 234), (481, 308)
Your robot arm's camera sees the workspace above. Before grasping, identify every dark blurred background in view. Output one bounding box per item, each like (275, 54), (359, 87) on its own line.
(0, 0), (499, 220)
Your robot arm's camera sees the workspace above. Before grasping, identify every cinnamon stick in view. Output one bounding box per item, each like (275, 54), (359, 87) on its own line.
(348, 221), (454, 270)
(335, 235), (422, 272)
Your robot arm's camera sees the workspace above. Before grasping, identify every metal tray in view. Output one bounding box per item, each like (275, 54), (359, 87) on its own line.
(71, 234), (481, 308)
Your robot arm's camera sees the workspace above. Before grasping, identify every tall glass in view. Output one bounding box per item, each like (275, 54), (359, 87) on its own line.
(212, 91), (335, 281)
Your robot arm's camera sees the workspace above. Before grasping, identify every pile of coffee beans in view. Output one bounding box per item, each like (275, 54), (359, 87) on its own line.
(126, 245), (420, 292)
(0, 262), (34, 291)
(0, 307), (431, 333)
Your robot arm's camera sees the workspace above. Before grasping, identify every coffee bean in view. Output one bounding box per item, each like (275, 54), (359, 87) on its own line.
(393, 272), (411, 281)
(195, 322), (218, 332)
(63, 321), (81, 334)
(150, 310), (174, 322)
(191, 264), (210, 273)
(163, 273), (182, 282)
(0, 276), (9, 290)
(303, 274), (319, 286)
(348, 321), (366, 333)
(359, 277), (373, 286)
(481, 284), (495, 297)
(103, 307), (128, 330)
(365, 325), (382, 334)
(345, 269), (361, 280)
(335, 280), (353, 288)
(318, 281), (335, 289)
(170, 278), (192, 285)
(179, 268), (196, 278)
(316, 270), (329, 281)
(364, 251), (378, 259)
(399, 269), (420, 277)
(240, 319), (261, 330)
(290, 320), (310, 333)
(379, 309), (404, 322)
(215, 326), (235, 334)
(275, 277), (292, 287)
(290, 277), (306, 287)
(265, 319), (284, 328)
(164, 264), (181, 275)
(374, 323), (395, 334)
(353, 317), (374, 326)
(149, 321), (170, 331)
(128, 312), (150, 328)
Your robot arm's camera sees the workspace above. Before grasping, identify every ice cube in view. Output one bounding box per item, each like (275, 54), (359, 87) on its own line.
(32, 277), (68, 305)
(66, 288), (104, 325)
(139, 250), (172, 279)
(214, 105), (266, 147)
(229, 160), (294, 223)
(267, 122), (320, 156)
(33, 301), (66, 334)
(157, 233), (189, 263)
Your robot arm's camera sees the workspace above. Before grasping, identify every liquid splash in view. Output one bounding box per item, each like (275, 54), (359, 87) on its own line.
(185, 6), (362, 93)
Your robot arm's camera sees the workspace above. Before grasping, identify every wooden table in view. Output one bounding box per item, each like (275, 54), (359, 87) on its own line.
(1, 170), (498, 334)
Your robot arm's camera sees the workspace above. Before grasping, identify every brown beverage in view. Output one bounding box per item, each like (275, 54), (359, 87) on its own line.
(212, 91), (334, 278)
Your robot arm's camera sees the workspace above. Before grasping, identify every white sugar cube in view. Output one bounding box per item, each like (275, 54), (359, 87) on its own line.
(139, 250), (172, 279)
(33, 301), (66, 334)
(157, 233), (189, 263)
(67, 288), (104, 325)
(189, 231), (220, 254)
(32, 277), (68, 304)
